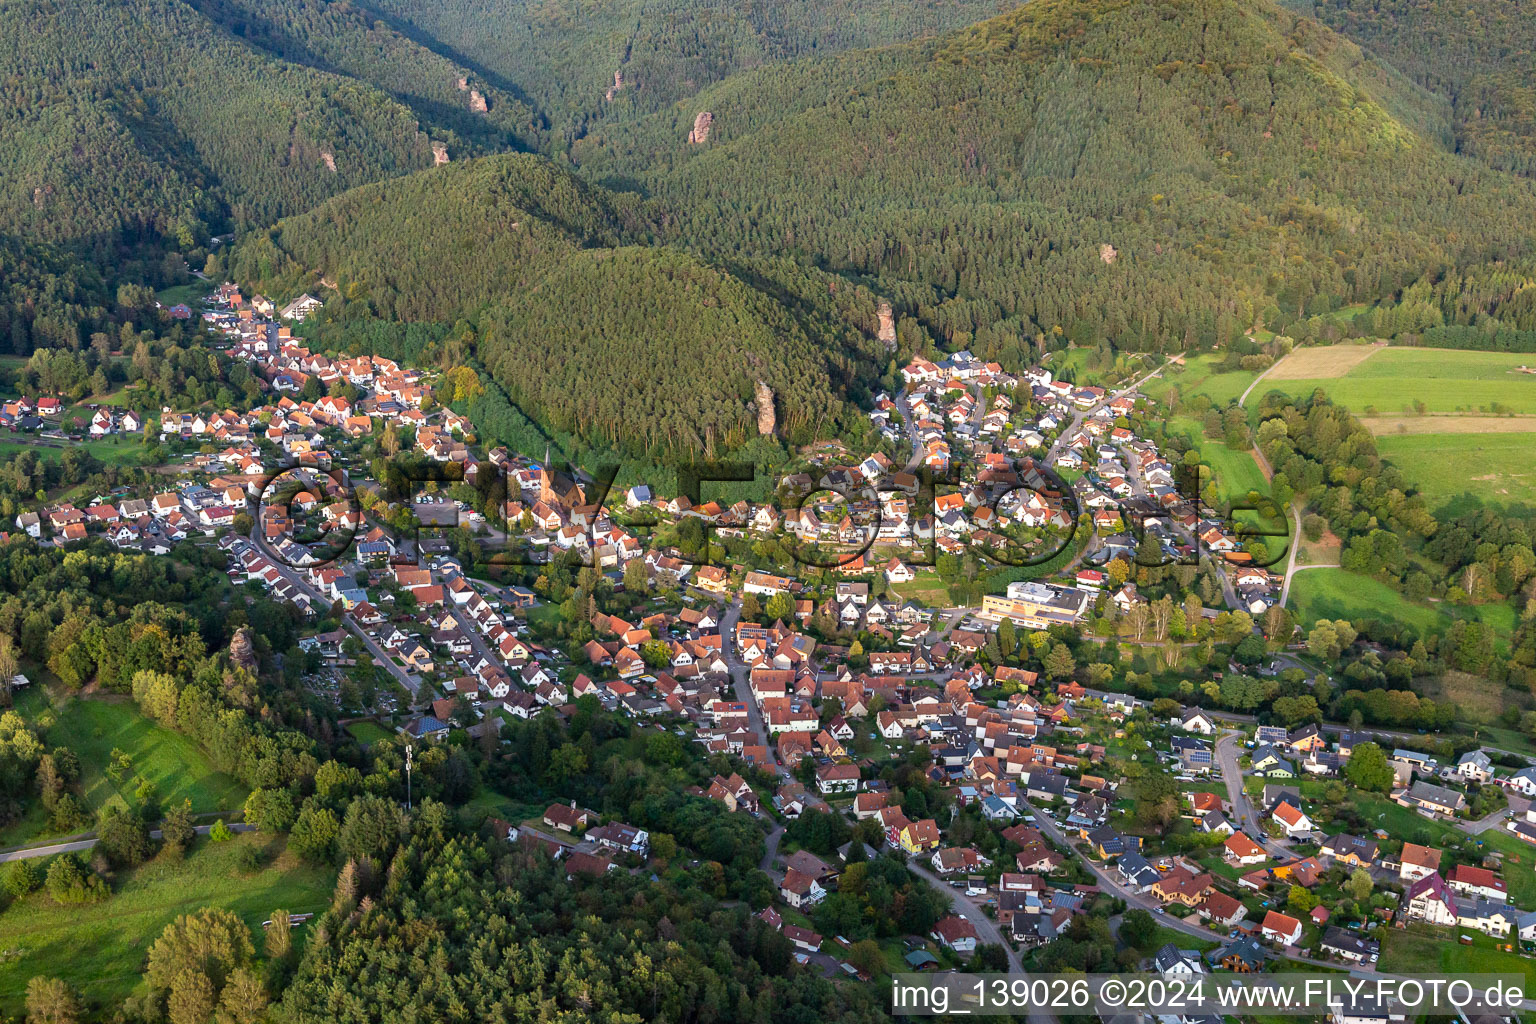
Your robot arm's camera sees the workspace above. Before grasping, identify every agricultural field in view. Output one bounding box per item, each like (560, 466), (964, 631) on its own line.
(1264, 342), (1385, 380)
(1259, 347), (1536, 416)
(1374, 432), (1536, 515)
(0, 691), (247, 847)
(0, 834), (332, 1015)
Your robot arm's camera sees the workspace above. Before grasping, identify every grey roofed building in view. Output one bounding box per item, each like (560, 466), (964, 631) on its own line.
(1407, 779), (1466, 813)
(1319, 926), (1379, 962)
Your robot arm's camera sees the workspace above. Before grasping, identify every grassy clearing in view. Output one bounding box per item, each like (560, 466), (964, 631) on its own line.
(1286, 568), (1512, 639)
(1374, 432), (1536, 515)
(1165, 418), (1268, 504)
(524, 603), (564, 633)
(1, 692), (247, 847)
(344, 720), (393, 746)
(888, 574), (953, 606)
(1144, 353), (1259, 408)
(0, 436), (151, 476)
(154, 281), (212, 308)
(0, 834), (332, 1015)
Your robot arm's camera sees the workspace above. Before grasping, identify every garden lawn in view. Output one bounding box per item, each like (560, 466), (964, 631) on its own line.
(344, 720), (393, 746)
(1380, 924), (1536, 989)
(887, 575), (953, 606)
(0, 834), (332, 1014)
(1476, 830), (1536, 907)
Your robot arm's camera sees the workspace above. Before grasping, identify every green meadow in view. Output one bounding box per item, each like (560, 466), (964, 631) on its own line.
(0, 835), (331, 1014)
(1375, 432), (1536, 514)
(1, 692), (247, 848)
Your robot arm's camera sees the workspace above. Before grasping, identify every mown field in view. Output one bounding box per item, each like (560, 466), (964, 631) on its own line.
(1259, 348), (1536, 415)
(0, 691), (247, 848)
(1265, 342), (1385, 380)
(344, 720), (393, 746)
(154, 281), (212, 308)
(1374, 432), (1536, 515)
(0, 834), (332, 1014)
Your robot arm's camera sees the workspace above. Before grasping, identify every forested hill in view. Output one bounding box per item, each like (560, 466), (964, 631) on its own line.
(569, 0), (1536, 359)
(360, 0), (1025, 141)
(182, 0), (544, 152)
(1281, 0), (1536, 179)
(235, 154), (883, 457)
(234, 155), (640, 321)
(0, 0), (514, 255)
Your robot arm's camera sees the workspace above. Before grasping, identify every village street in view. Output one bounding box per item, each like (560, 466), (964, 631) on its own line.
(246, 526), (424, 699)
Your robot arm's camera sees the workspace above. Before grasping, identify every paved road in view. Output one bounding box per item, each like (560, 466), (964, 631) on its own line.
(760, 824), (785, 874)
(1279, 561), (1341, 609)
(245, 529), (422, 699)
(718, 598), (794, 876)
(1461, 796), (1529, 836)
(904, 859), (1060, 1024)
(1237, 358), (1283, 409)
(448, 603), (503, 677)
(719, 599), (791, 784)
(1214, 732), (1295, 858)
(0, 822), (255, 863)
(892, 394), (926, 475)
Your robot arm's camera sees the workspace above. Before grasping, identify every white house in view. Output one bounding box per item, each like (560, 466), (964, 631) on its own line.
(1270, 800), (1314, 838)
(1456, 750), (1494, 784)
(1179, 707), (1217, 735)
(1507, 767), (1536, 797)
(1403, 874), (1457, 927)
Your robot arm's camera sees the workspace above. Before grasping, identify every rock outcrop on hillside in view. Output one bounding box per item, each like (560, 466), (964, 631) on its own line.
(230, 626), (258, 674)
(876, 299), (896, 348)
(753, 381), (776, 435)
(687, 111), (713, 144)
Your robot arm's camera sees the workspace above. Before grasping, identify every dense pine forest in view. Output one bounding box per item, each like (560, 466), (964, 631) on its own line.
(235, 155), (885, 457)
(360, 0), (1023, 141)
(1283, 0), (1536, 178)
(570, 0), (1536, 356)
(0, 0), (451, 251)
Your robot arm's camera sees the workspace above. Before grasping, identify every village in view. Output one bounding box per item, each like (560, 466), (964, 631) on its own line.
(4, 283), (1535, 1014)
